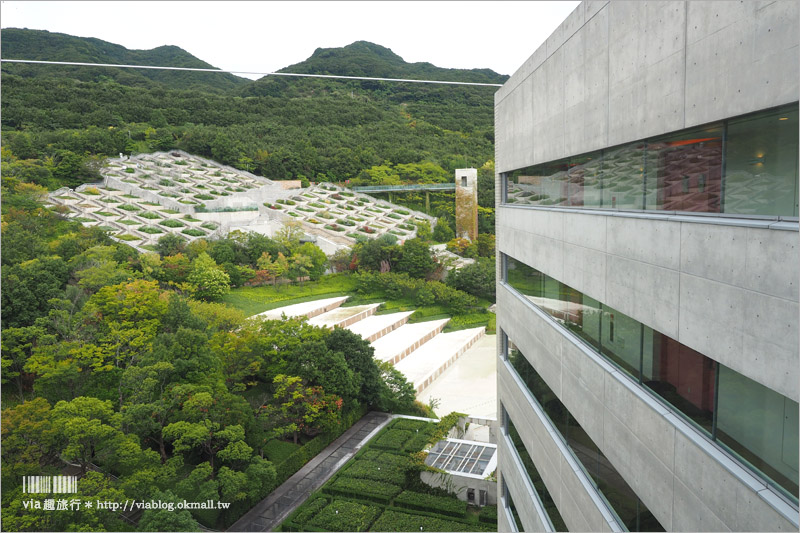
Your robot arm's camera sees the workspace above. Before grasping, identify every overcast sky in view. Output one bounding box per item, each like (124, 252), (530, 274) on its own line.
(1, 1), (580, 80)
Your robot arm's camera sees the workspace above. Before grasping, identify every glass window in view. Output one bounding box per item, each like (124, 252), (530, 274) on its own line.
(505, 410), (568, 531)
(645, 125), (723, 212)
(642, 332), (716, 433)
(724, 106), (799, 216)
(509, 346), (664, 531)
(716, 366), (799, 497)
(505, 483), (524, 532)
(601, 142), (645, 209)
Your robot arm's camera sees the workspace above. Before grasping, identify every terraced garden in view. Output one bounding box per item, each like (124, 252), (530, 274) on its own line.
(46, 151), (435, 252)
(280, 417), (497, 532)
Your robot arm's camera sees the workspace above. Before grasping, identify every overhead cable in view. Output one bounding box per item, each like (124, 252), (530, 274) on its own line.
(0, 58), (504, 87)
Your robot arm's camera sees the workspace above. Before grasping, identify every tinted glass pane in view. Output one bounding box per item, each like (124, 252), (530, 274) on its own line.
(600, 304), (643, 379)
(509, 347), (664, 532)
(724, 106), (799, 216)
(601, 142), (645, 209)
(506, 487), (524, 532)
(507, 415), (568, 531)
(717, 366), (799, 497)
(642, 332), (715, 432)
(645, 125), (723, 212)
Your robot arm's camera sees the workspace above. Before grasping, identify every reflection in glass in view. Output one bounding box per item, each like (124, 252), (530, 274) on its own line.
(717, 366), (799, 496)
(505, 413), (568, 531)
(502, 103), (799, 217)
(503, 252), (799, 498)
(509, 348), (664, 531)
(505, 484), (524, 532)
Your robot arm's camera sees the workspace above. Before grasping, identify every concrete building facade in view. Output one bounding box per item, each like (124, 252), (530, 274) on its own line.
(494, 2), (799, 531)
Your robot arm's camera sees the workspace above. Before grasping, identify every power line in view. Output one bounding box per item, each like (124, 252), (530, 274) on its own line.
(0, 58), (504, 87)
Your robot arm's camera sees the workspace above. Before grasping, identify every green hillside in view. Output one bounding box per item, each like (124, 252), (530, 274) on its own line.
(1, 28), (248, 90)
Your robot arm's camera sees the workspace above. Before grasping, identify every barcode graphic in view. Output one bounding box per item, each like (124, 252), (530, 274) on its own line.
(22, 476), (78, 494)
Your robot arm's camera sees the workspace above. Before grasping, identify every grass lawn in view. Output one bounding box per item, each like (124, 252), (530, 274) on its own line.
(265, 439), (302, 464)
(223, 273), (496, 333)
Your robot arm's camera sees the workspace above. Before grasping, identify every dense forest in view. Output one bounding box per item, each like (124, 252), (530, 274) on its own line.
(1, 30), (502, 531)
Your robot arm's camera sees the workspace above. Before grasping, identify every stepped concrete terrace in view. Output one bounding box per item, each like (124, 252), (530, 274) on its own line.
(345, 310), (415, 342)
(47, 150), (436, 254)
(371, 318), (451, 365)
(306, 303), (382, 329)
(265, 298), (491, 404)
(253, 296), (349, 321)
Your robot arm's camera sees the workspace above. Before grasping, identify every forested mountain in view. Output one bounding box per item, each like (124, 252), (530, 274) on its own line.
(2, 29), (499, 226)
(1, 28), (247, 90)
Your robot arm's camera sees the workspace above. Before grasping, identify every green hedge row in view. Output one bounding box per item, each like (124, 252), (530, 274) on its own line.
(391, 418), (432, 432)
(340, 460), (407, 485)
(354, 272), (478, 314)
(274, 405), (368, 486)
(308, 500), (382, 532)
(370, 452), (413, 470)
(371, 429), (413, 451)
(371, 509), (485, 532)
(357, 449), (382, 461)
(394, 490), (467, 518)
(324, 478), (402, 504)
(478, 504), (498, 524)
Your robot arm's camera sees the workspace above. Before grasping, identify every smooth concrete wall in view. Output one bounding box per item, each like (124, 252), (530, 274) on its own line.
(497, 206), (799, 401)
(495, 0), (800, 173)
(497, 285), (799, 531)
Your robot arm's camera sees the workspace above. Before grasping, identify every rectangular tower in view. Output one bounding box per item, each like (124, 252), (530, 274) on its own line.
(455, 168), (478, 241)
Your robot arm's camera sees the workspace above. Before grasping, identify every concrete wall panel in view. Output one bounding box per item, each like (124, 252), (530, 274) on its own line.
(606, 216), (681, 270)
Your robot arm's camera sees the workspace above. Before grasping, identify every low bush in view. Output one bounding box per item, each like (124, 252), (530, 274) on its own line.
(391, 419), (430, 432)
(290, 495), (329, 526)
(324, 477), (401, 504)
(370, 510), (480, 532)
(182, 228), (207, 237)
(195, 194), (215, 200)
(93, 211), (116, 217)
(394, 491), (467, 518)
(139, 212), (161, 219)
(308, 500), (381, 532)
(139, 226), (165, 234)
(160, 219), (185, 228)
(118, 219), (139, 225)
(339, 460), (406, 485)
(118, 204), (140, 211)
(371, 429), (413, 451)
(478, 505), (498, 524)
(116, 234), (141, 242)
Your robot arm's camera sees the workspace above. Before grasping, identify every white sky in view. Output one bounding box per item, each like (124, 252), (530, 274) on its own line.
(1, 1), (580, 80)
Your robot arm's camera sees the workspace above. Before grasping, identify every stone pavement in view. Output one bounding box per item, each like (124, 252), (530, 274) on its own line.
(227, 410), (392, 532)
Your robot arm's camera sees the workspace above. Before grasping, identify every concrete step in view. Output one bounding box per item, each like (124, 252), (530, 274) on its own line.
(307, 303), (382, 329)
(346, 311), (415, 342)
(371, 318), (451, 365)
(394, 326), (486, 395)
(254, 296), (348, 321)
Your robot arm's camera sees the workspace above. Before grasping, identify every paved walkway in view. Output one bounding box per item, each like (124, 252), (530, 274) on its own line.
(227, 411), (392, 532)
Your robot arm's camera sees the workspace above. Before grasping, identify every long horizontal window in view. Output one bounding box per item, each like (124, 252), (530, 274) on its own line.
(506, 342), (664, 532)
(503, 481), (524, 532)
(503, 254), (799, 500)
(503, 103), (799, 217)
(503, 408), (568, 531)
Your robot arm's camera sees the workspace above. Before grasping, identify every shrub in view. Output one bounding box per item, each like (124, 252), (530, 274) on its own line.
(200, 222), (218, 230)
(124, 167), (136, 173)
(339, 460), (406, 485)
(391, 419), (431, 432)
(371, 510), (479, 532)
(161, 209), (180, 214)
(118, 219), (139, 225)
(323, 477), (401, 504)
(291, 496), (329, 526)
(182, 228), (207, 237)
(183, 215), (202, 222)
(372, 429), (413, 451)
(478, 505), (498, 524)
(194, 194), (215, 200)
(139, 212), (161, 220)
(159, 179), (174, 187)
(93, 211), (116, 217)
(308, 500), (381, 532)
(394, 491), (467, 518)
(82, 187), (101, 195)
(116, 234), (141, 242)
(160, 219), (185, 228)
(118, 204), (140, 211)
(139, 226), (165, 234)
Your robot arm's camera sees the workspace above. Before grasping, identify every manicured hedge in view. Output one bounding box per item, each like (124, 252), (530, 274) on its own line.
(291, 496), (329, 526)
(358, 450), (382, 461)
(370, 510), (480, 532)
(339, 460), (406, 485)
(394, 490), (467, 518)
(308, 500), (382, 532)
(370, 452), (413, 471)
(324, 477), (401, 504)
(371, 429), (413, 451)
(478, 504), (498, 524)
(391, 419), (430, 432)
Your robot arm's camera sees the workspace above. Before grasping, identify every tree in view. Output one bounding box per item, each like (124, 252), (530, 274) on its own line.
(376, 361), (417, 413)
(288, 253), (313, 285)
(285, 340), (357, 404)
(446, 257), (496, 301)
(394, 238), (436, 279)
(137, 490), (201, 532)
(325, 327), (382, 407)
(187, 252), (231, 301)
(260, 375), (342, 444)
(163, 420), (250, 477)
(156, 233), (188, 258)
(1, 398), (58, 486)
(274, 221), (305, 253)
(432, 219), (455, 243)
(296, 242), (328, 280)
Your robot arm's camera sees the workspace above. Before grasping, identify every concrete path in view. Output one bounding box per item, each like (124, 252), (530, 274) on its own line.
(227, 411), (392, 532)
